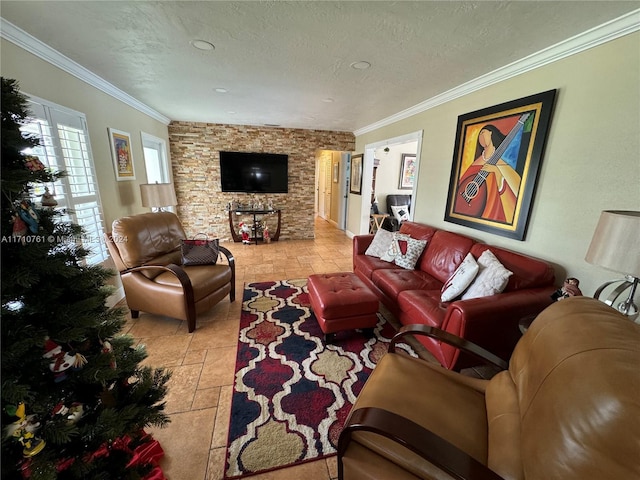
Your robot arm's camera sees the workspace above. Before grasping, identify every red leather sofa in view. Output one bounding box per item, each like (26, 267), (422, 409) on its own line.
(353, 221), (556, 370)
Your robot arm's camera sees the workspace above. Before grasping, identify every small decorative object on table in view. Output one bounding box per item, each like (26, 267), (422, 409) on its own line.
(263, 223), (270, 243)
(239, 222), (251, 245)
(551, 277), (582, 301)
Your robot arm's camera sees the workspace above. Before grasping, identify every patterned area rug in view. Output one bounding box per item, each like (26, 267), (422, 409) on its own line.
(224, 279), (414, 479)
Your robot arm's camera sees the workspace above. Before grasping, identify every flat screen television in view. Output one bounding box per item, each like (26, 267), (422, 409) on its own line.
(219, 151), (289, 193)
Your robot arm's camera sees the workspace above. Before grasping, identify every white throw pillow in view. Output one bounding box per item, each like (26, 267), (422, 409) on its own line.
(365, 228), (394, 258)
(380, 232), (410, 262)
(441, 253), (479, 302)
(461, 250), (513, 300)
(390, 205), (410, 224)
(393, 236), (427, 270)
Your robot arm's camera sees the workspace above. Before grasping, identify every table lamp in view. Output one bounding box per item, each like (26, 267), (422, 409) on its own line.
(585, 210), (640, 318)
(140, 182), (178, 212)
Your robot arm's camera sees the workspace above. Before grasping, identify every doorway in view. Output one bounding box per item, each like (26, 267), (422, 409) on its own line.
(347, 130), (423, 236)
(315, 149), (349, 231)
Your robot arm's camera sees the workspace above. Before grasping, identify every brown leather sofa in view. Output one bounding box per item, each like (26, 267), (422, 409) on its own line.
(105, 212), (235, 332)
(353, 221), (555, 369)
(338, 297), (640, 479)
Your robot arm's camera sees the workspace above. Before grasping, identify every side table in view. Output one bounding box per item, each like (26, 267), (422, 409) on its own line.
(228, 209), (281, 244)
(370, 214), (389, 234)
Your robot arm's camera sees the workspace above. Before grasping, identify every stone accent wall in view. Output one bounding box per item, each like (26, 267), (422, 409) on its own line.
(168, 122), (355, 240)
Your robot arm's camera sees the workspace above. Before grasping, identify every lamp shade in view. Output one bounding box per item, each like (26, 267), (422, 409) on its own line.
(140, 183), (178, 208)
(585, 210), (640, 277)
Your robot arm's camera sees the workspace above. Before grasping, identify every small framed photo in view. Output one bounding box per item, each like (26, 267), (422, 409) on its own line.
(108, 128), (136, 181)
(399, 153), (416, 190)
(350, 154), (363, 195)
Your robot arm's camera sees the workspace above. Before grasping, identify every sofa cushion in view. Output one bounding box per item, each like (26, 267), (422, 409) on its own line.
(365, 228), (394, 258)
(397, 289), (447, 328)
(373, 268), (442, 302)
(112, 211), (186, 269)
(470, 244), (554, 291)
(353, 253), (400, 280)
(441, 252), (479, 302)
(462, 250), (512, 300)
(419, 230), (475, 282)
(398, 221), (437, 242)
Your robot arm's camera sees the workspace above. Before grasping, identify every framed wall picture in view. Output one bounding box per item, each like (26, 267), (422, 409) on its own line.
(108, 128), (136, 181)
(444, 89), (556, 240)
(350, 154), (363, 195)
(399, 153), (416, 190)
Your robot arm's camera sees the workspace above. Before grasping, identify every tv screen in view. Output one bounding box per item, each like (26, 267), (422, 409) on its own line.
(220, 151), (289, 193)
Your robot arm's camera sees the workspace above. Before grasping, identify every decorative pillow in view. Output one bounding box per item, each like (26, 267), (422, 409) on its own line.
(382, 232), (427, 270)
(390, 205), (410, 224)
(365, 228), (394, 258)
(441, 253), (479, 302)
(380, 233), (410, 263)
(461, 250), (513, 300)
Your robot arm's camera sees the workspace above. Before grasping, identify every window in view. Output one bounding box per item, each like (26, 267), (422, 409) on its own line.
(21, 95), (108, 265)
(141, 132), (170, 184)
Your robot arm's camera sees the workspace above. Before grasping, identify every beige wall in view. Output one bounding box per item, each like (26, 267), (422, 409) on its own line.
(1, 40), (172, 228)
(356, 33), (640, 299)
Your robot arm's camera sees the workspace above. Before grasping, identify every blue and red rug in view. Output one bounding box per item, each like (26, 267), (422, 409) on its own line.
(223, 279), (414, 478)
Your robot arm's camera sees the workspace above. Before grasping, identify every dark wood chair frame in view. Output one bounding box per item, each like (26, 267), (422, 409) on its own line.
(338, 325), (508, 480)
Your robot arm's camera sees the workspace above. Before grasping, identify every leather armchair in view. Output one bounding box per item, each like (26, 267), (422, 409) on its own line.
(385, 194), (412, 231)
(338, 297), (640, 479)
(105, 212), (235, 332)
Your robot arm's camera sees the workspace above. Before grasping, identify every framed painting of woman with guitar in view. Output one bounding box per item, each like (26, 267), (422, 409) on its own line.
(444, 90), (556, 240)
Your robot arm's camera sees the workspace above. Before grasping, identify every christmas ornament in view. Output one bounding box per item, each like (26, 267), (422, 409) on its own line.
(40, 186), (58, 207)
(24, 155), (45, 172)
(101, 339), (117, 369)
(11, 213), (27, 238)
(43, 337), (75, 382)
(4, 403), (46, 457)
(16, 200), (39, 234)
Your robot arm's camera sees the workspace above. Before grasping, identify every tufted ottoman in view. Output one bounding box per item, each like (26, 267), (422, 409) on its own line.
(307, 272), (379, 343)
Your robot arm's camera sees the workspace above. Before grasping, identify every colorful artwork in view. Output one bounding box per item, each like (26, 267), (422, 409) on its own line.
(444, 90), (556, 240)
(399, 154), (416, 190)
(108, 128), (135, 181)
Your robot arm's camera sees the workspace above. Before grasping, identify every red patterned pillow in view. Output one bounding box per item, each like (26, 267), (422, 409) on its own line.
(384, 233), (427, 270)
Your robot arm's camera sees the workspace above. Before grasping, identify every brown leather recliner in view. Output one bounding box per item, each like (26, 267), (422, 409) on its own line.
(105, 212), (235, 332)
(338, 297), (640, 479)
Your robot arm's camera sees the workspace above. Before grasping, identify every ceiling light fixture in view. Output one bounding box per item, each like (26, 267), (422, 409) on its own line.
(190, 40), (215, 51)
(350, 61), (371, 70)
(322, 98), (334, 103)
(215, 88), (228, 93)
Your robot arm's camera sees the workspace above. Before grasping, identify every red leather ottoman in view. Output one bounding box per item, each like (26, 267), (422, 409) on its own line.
(307, 272), (379, 343)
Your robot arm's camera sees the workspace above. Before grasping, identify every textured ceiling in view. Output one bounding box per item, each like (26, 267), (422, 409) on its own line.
(1, 1), (638, 132)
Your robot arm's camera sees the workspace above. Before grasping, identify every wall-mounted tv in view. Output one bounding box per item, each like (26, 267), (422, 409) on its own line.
(219, 151), (289, 193)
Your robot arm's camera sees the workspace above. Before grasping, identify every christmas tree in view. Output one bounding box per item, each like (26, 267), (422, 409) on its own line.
(1, 78), (171, 479)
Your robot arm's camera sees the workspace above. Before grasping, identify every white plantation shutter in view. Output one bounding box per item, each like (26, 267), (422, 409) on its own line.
(21, 96), (108, 265)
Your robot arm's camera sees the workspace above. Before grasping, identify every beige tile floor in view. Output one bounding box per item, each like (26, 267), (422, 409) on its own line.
(120, 217), (355, 480)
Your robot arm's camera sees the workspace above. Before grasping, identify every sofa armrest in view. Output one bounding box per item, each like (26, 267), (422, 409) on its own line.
(338, 407), (505, 480)
(353, 234), (375, 256)
(391, 325), (508, 370)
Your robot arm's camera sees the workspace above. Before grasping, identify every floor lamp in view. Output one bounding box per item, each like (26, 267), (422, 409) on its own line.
(585, 210), (640, 319)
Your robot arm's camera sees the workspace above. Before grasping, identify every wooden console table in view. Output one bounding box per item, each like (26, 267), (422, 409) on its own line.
(228, 209), (281, 244)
